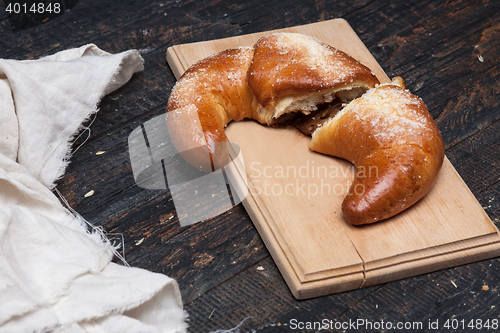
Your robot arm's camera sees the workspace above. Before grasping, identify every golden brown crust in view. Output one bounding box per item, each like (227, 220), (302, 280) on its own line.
(310, 78), (445, 224)
(248, 33), (380, 108)
(166, 47), (255, 171)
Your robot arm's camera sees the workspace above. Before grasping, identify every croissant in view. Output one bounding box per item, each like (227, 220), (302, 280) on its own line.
(166, 33), (444, 225)
(310, 77), (444, 224)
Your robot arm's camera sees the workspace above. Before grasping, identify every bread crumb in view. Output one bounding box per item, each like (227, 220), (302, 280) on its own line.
(96, 151), (106, 155)
(482, 285), (489, 291)
(84, 190), (94, 198)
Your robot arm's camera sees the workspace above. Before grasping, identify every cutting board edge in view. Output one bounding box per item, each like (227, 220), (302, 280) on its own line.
(363, 232), (500, 273)
(241, 193), (367, 299)
(244, 186), (500, 299)
(291, 238), (500, 300)
(166, 46), (186, 80)
(242, 191), (366, 280)
(362, 236), (500, 289)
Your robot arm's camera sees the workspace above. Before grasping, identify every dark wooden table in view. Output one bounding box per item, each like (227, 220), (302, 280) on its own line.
(2, 0), (500, 332)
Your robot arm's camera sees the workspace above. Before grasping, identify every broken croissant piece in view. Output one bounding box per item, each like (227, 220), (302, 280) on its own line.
(310, 77), (444, 224)
(166, 33), (444, 225)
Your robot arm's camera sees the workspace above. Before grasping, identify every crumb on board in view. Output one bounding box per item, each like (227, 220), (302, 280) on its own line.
(482, 285), (489, 291)
(84, 190), (94, 198)
(159, 213), (175, 224)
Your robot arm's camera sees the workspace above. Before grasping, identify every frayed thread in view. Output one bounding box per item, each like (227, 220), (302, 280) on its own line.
(177, 310), (190, 333)
(54, 187), (130, 267)
(48, 106), (100, 191)
(70, 110), (98, 155)
(208, 317), (252, 333)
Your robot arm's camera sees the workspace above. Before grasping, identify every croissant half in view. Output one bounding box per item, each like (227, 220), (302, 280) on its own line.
(310, 77), (444, 224)
(166, 33), (444, 225)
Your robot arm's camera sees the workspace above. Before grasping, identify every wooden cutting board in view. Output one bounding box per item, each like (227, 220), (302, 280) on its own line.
(166, 18), (500, 299)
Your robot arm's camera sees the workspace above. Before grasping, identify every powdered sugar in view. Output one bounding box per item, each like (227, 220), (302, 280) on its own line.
(255, 33), (367, 86)
(343, 83), (435, 144)
(168, 46), (254, 111)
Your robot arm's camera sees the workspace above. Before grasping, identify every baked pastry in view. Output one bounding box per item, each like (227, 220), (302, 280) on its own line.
(247, 33), (380, 126)
(166, 33), (444, 225)
(310, 77), (444, 224)
(166, 47), (255, 172)
(166, 33), (379, 171)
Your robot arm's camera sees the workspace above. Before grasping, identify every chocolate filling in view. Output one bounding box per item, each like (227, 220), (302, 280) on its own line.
(276, 97), (344, 136)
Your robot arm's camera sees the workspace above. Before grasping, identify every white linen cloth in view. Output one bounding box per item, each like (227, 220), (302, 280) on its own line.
(0, 45), (187, 332)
